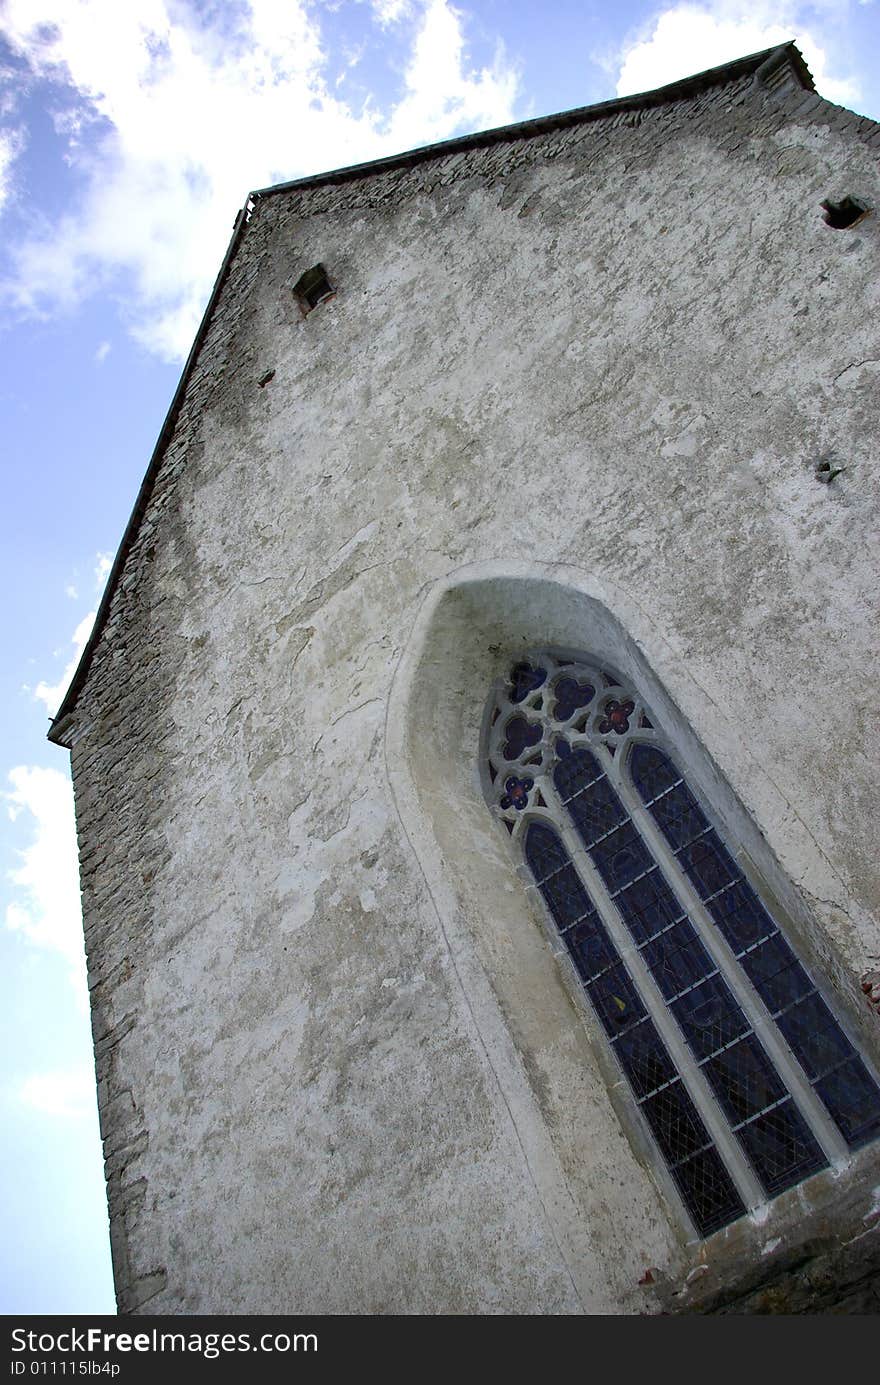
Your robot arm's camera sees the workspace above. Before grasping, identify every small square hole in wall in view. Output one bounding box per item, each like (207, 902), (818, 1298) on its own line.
(820, 196), (869, 229)
(293, 263), (335, 315)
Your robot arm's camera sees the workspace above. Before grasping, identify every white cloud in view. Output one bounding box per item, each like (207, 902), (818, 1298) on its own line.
(93, 551), (113, 587)
(31, 554), (112, 713)
(4, 765), (85, 989)
(615, 5), (860, 108)
(18, 1066), (96, 1119)
(371, 0), (414, 26)
(387, 0), (517, 148)
(0, 0), (519, 360)
(0, 124), (23, 212)
(94, 340), (110, 364)
(34, 610), (96, 717)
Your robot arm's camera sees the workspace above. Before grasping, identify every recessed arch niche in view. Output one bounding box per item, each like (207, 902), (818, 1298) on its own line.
(384, 560), (878, 1300)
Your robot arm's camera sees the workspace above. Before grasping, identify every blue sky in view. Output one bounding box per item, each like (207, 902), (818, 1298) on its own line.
(1, 0), (878, 1316)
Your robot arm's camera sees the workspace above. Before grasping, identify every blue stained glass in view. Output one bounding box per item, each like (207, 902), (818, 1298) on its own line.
(646, 780), (707, 850)
(523, 820), (744, 1234)
(739, 935), (813, 1014)
(525, 826), (593, 934)
(640, 1078), (710, 1161)
(614, 1022), (678, 1097)
(588, 962), (647, 1037)
(710, 880), (774, 953)
(559, 752), (829, 1196)
(503, 715), (542, 761)
(703, 1035), (785, 1124)
(692, 1031), (826, 1192)
(630, 742), (680, 801)
(619, 1025), (747, 1234)
(587, 820), (654, 891)
(552, 745), (608, 807)
(542, 863), (594, 932)
(672, 975), (750, 1060)
(509, 662), (547, 703)
(495, 674), (880, 1235)
(815, 1061), (880, 1147)
(524, 822), (568, 883)
(565, 788), (629, 856)
(615, 869), (685, 944)
(566, 915), (619, 983)
(640, 919), (715, 1001)
(677, 830), (738, 900)
(776, 993), (855, 1079)
(553, 677), (596, 722)
(736, 1103), (826, 1194)
(639, 1082), (746, 1236)
(672, 1147), (746, 1237)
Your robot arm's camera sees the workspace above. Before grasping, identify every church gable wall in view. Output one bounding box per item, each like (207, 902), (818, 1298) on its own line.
(64, 74), (880, 1311)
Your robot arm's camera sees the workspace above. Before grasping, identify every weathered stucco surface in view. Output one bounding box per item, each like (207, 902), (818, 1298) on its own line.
(55, 57), (880, 1313)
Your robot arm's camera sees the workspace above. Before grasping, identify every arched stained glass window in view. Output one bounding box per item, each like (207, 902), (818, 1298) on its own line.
(482, 652), (880, 1238)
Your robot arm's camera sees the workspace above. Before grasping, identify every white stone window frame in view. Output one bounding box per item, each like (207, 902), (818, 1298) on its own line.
(480, 647), (869, 1239)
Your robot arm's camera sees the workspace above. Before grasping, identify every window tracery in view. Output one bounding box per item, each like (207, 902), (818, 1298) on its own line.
(482, 652), (880, 1237)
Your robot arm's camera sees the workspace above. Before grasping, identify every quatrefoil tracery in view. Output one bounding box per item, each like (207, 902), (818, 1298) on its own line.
(487, 654), (654, 825)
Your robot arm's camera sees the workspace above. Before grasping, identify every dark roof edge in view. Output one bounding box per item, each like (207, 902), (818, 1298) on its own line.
(48, 204), (251, 746)
(250, 42), (812, 202)
(47, 42), (812, 748)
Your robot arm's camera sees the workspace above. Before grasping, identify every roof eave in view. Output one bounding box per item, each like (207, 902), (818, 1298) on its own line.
(249, 42), (812, 203)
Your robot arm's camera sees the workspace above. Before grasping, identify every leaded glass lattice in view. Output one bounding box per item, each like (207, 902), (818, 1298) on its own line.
(482, 651), (880, 1238)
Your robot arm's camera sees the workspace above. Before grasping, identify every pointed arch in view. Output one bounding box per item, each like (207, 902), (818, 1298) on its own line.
(385, 561), (880, 1272)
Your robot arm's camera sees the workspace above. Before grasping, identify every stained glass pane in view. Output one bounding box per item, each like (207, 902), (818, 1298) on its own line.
(524, 822), (568, 883)
(553, 677), (595, 721)
(640, 919), (715, 1001)
(614, 1022), (678, 1097)
(503, 715), (542, 761)
(672, 975), (750, 1060)
(509, 662), (546, 703)
(566, 782), (629, 849)
(703, 1036), (785, 1124)
(560, 755), (832, 1197)
(739, 935), (812, 1013)
(541, 863), (593, 931)
(640, 1078), (712, 1163)
(736, 1102), (826, 1194)
(587, 961), (647, 1037)
(700, 1037), (825, 1187)
(566, 915), (619, 984)
(616, 869), (685, 945)
(776, 993), (855, 1079)
(645, 779), (707, 850)
(629, 742), (680, 801)
(815, 1061), (880, 1147)
(677, 830), (738, 900)
(710, 880), (774, 953)
(673, 1146), (747, 1238)
(554, 747), (615, 808)
(491, 663), (880, 1240)
(588, 820), (655, 892)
